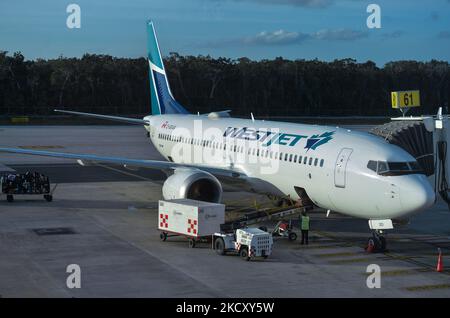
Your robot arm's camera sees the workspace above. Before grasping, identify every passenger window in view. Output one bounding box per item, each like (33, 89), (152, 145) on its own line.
(279, 153), (283, 160)
(309, 157), (312, 165)
(294, 155), (298, 163)
(299, 156), (302, 164)
(320, 159), (324, 167)
(314, 158), (318, 166)
(289, 154), (293, 162)
(303, 156), (308, 164)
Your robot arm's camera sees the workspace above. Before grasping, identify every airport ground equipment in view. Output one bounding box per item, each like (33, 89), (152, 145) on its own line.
(220, 205), (305, 233)
(158, 199), (225, 248)
(1, 172), (56, 202)
(213, 228), (273, 261)
(270, 220), (298, 241)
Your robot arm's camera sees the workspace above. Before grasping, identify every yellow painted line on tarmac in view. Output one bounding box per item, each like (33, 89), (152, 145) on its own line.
(314, 252), (360, 258)
(405, 283), (450, 292)
(329, 257), (375, 264)
(380, 254), (419, 261)
(292, 243), (353, 250)
(380, 268), (432, 277)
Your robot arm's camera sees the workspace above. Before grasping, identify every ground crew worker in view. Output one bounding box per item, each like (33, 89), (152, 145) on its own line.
(300, 212), (310, 245)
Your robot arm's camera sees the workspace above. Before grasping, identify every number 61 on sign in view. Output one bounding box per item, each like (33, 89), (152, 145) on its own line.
(391, 90), (420, 108)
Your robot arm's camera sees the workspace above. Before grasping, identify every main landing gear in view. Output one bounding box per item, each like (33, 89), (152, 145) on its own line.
(366, 230), (387, 253)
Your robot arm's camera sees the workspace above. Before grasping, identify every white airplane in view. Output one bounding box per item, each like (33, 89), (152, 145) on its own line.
(0, 21), (435, 251)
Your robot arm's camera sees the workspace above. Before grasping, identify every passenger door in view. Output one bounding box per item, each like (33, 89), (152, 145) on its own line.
(334, 148), (353, 188)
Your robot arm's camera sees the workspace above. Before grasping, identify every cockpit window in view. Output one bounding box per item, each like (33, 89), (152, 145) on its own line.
(387, 162), (409, 171)
(367, 160), (424, 176)
(408, 161), (422, 171)
(378, 161), (389, 174)
(367, 160), (377, 172)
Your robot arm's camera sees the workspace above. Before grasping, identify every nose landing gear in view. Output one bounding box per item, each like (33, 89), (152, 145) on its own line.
(366, 219), (393, 252)
(366, 230), (387, 253)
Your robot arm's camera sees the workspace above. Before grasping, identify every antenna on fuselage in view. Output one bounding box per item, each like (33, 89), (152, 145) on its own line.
(250, 112), (255, 122)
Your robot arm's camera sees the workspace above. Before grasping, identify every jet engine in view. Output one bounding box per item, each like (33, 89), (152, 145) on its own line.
(162, 169), (222, 203)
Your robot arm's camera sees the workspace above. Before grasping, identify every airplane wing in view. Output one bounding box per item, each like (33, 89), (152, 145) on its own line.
(0, 147), (245, 180)
(54, 109), (149, 125)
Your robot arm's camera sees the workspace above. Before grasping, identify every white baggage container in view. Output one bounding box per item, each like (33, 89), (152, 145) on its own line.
(158, 199), (225, 241)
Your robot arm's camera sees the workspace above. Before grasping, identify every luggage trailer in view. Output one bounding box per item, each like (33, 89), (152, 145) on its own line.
(1, 173), (57, 203)
(158, 199), (306, 249)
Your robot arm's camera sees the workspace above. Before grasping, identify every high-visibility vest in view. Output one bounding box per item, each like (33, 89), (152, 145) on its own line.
(301, 216), (310, 230)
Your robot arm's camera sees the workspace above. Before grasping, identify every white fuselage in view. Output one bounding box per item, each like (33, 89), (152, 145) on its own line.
(144, 114), (435, 220)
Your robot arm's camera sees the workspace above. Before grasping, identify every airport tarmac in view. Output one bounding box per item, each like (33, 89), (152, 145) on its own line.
(1, 125), (450, 297)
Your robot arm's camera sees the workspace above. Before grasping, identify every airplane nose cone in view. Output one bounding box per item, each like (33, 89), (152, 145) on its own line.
(400, 176), (435, 215)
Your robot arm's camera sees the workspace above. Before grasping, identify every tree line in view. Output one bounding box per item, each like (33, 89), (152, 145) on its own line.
(0, 50), (448, 117)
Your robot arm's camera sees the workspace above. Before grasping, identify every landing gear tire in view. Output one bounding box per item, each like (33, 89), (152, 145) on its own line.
(366, 234), (386, 253)
(239, 247), (250, 261)
(214, 238), (226, 255)
(288, 232), (298, 241)
(6, 195), (13, 203)
(44, 194), (53, 202)
(188, 238), (196, 248)
(366, 237), (378, 253)
(160, 232), (167, 241)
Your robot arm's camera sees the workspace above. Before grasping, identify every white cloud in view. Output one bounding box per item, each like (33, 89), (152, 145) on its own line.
(203, 28), (368, 48)
(312, 29), (368, 41)
(244, 30), (309, 45)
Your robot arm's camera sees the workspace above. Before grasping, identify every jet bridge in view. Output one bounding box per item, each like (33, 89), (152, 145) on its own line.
(369, 109), (450, 209)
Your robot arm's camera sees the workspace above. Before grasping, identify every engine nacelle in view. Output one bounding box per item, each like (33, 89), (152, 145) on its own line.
(162, 169), (222, 203)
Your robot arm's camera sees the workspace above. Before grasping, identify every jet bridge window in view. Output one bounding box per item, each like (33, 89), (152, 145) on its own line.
(367, 160), (424, 176)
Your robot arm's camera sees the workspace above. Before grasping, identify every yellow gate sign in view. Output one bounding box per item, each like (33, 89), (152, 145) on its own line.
(391, 90), (420, 108)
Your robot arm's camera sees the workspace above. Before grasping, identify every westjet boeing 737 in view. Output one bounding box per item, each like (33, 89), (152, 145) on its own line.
(0, 21), (435, 251)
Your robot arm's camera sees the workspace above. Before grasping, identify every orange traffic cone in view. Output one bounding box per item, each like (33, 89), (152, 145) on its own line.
(436, 248), (444, 272)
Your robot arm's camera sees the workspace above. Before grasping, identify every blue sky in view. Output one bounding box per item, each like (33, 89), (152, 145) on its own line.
(0, 0), (449, 65)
